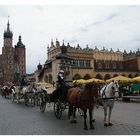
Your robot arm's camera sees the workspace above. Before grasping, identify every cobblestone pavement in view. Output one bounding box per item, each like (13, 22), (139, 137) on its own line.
(0, 95), (140, 135)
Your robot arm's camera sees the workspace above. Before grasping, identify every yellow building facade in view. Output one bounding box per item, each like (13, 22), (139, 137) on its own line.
(35, 40), (140, 83)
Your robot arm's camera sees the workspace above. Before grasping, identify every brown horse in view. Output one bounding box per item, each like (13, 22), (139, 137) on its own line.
(67, 83), (99, 130)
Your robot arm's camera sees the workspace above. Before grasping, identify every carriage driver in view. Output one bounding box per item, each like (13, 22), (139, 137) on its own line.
(58, 70), (64, 84)
(20, 75), (28, 89)
(57, 70), (66, 101)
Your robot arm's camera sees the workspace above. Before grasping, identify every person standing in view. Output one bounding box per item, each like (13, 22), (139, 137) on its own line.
(57, 70), (66, 101)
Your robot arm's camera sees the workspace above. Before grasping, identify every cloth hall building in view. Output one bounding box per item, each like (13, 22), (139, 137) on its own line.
(35, 39), (140, 83)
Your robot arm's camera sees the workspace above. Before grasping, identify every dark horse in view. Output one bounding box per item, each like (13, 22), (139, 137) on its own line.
(2, 86), (11, 98)
(50, 83), (71, 102)
(67, 83), (99, 130)
(2, 85), (16, 98)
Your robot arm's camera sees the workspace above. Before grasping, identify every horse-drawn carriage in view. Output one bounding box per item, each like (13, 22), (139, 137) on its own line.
(0, 79), (120, 130)
(38, 81), (72, 119)
(37, 80), (120, 130)
(11, 84), (36, 106)
(1, 85), (13, 98)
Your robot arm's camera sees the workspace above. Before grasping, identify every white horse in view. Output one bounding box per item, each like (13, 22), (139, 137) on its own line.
(11, 85), (20, 102)
(11, 84), (36, 105)
(100, 80), (119, 126)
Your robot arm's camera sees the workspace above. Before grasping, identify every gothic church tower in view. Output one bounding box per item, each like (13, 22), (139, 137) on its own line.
(15, 35), (26, 78)
(2, 20), (15, 84)
(1, 20), (26, 84)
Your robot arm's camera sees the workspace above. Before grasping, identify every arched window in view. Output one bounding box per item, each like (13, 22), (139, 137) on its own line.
(95, 74), (103, 79)
(44, 75), (48, 82)
(113, 74), (118, 77)
(128, 74), (133, 78)
(83, 74), (91, 80)
(73, 74), (82, 80)
(104, 74), (111, 80)
(135, 73), (139, 77)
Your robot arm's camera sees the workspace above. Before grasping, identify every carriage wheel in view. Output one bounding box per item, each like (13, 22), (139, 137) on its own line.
(54, 100), (62, 119)
(39, 97), (46, 112)
(24, 95), (29, 106)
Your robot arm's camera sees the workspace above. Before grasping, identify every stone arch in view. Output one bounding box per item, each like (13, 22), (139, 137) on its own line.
(48, 74), (52, 83)
(104, 74), (111, 80)
(122, 74), (126, 76)
(135, 73), (139, 77)
(83, 74), (91, 80)
(38, 77), (42, 82)
(95, 73), (103, 79)
(44, 75), (48, 82)
(73, 73), (82, 80)
(128, 74), (133, 78)
(113, 74), (118, 77)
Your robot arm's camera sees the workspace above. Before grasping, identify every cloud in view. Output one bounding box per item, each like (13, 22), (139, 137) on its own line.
(35, 5), (45, 11)
(105, 13), (118, 21)
(79, 13), (118, 33)
(0, 5), (140, 74)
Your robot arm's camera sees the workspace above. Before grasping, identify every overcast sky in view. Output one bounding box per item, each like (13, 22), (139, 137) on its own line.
(0, 5), (140, 73)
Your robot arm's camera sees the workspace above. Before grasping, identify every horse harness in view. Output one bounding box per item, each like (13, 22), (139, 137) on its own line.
(76, 88), (95, 103)
(101, 85), (115, 100)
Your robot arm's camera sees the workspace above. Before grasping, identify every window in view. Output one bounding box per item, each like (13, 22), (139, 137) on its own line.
(98, 62), (102, 69)
(105, 62), (110, 69)
(85, 60), (90, 68)
(113, 63), (116, 69)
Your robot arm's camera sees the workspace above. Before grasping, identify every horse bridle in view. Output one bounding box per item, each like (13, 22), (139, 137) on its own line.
(101, 84), (118, 100)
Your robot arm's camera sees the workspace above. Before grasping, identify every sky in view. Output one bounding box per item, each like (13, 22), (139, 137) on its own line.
(0, 4), (140, 73)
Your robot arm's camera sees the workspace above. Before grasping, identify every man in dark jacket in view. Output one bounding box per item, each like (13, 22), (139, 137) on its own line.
(20, 75), (28, 87)
(57, 70), (66, 101)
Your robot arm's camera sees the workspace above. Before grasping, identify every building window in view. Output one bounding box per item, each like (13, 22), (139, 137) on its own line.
(105, 62), (110, 69)
(113, 62), (116, 69)
(85, 60), (90, 68)
(98, 62), (102, 69)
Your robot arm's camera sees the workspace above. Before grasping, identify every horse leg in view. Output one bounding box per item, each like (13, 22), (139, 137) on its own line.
(104, 106), (108, 127)
(108, 106), (113, 126)
(12, 92), (14, 101)
(24, 93), (28, 106)
(68, 105), (73, 121)
(17, 93), (19, 104)
(5, 91), (6, 98)
(84, 109), (88, 130)
(31, 96), (34, 107)
(34, 94), (37, 106)
(89, 108), (94, 129)
(92, 106), (95, 122)
(69, 105), (77, 123)
(72, 106), (77, 123)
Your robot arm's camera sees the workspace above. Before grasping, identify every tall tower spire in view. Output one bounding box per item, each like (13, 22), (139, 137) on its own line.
(4, 18), (13, 39)
(7, 16), (10, 31)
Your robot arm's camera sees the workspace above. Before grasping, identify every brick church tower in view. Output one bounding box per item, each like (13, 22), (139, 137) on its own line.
(0, 20), (26, 85)
(15, 35), (26, 79)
